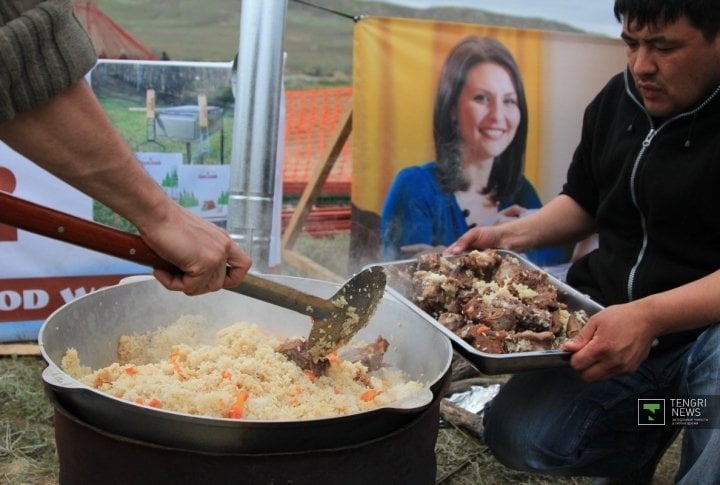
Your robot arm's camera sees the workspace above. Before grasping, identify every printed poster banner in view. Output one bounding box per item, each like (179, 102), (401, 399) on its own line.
(349, 16), (625, 267)
(0, 60), (241, 342)
(0, 148), (150, 341)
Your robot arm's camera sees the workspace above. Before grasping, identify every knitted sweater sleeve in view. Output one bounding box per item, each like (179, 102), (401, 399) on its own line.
(0, 0), (97, 123)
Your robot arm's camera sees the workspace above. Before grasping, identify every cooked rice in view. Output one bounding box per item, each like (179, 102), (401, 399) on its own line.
(60, 316), (425, 420)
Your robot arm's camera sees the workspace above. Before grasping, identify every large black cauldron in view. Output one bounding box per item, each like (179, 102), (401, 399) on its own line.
(40, 276), (452, 454)
(49, 376), (446, 485)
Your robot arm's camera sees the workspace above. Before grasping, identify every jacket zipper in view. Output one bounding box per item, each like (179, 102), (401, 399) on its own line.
(622, 71), (720, 301)
(626, 128), (656, 301)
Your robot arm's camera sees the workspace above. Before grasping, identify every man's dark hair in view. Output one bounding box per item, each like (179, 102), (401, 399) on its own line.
(614, 0), (720, 41)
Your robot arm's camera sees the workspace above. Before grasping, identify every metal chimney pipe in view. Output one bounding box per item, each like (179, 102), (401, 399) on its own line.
(227, 0), (287, 271)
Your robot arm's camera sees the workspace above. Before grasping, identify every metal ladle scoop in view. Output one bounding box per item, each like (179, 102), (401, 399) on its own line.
(0, 191), (386, 360)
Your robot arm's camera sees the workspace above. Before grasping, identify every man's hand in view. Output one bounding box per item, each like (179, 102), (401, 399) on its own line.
(445, 226), (502, 255)
(141, 204), (251, 295)
(563, 302), (657, 382)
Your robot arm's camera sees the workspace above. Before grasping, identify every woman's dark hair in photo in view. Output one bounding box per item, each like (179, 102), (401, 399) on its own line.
(433, 36), (529, 203)
(613, 0), (720, 41)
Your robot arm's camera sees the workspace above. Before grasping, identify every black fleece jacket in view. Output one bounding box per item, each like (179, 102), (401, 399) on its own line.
(563, 68), (720, 349)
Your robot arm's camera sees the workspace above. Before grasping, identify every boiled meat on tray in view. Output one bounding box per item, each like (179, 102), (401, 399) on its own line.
(401, 250), (588, 354)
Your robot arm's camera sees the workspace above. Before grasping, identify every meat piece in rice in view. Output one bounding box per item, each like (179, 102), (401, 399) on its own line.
(458, 249), (502, 281)
(506, 330), (556, 352)
(276, 338), (331, 376)
(461, 294), (517, 332)
(437, 312), (466, 332)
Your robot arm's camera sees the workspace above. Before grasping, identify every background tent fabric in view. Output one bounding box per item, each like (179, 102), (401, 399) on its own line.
(73, 0), (156, 60)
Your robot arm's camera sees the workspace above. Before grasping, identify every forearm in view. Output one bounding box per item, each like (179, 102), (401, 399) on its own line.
(496, 194), (595, 252)
(0, 80), (172, 233)
(565, 269), (720, 382)
(635, 270), (720, 336)
(447, 194), (595, 255)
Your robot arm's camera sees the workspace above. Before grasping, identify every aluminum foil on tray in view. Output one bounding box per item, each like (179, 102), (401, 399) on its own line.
(370, 249), (603, 374)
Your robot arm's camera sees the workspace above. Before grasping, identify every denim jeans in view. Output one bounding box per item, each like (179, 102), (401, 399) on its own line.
(676, 324), (720, 484)
(482, 324), (720, 484)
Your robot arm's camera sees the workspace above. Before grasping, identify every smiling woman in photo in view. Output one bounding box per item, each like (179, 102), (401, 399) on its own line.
(380, 36), (566, 265)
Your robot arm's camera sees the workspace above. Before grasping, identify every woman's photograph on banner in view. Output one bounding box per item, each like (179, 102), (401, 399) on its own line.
(379, 35), (566, 266)
(348, 17), (625, 271)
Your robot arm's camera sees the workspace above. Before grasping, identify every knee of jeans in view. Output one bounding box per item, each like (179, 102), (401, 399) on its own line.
(484, 400), (680, 477)
(482, 401), (575, 472)
(686, 324), (720, 394)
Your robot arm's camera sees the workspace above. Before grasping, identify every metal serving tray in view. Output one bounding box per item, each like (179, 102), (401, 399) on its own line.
(368, 250), (604, 374)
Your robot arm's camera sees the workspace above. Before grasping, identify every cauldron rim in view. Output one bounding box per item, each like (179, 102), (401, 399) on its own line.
(40, 276), (453, 453)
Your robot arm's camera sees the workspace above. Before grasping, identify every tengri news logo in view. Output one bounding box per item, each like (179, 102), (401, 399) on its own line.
(638, 399), (665, 426)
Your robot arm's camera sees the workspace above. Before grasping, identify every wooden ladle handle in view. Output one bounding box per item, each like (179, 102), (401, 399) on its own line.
(0, 190), (334, 315)
(0, 190), (175, 272)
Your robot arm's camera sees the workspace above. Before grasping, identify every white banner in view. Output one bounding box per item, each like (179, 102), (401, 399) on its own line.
(1, 59), (285, 342)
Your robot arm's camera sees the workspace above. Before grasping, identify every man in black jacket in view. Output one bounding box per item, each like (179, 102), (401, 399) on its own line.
(447, 0), (720, 483)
